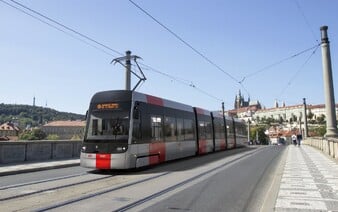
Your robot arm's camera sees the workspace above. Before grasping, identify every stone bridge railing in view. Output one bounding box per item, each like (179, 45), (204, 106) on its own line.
(303, 137), (338, 160)
(0, 140), (81, 164)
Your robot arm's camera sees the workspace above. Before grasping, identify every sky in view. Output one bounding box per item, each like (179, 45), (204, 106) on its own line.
(1, 0), (338, 115)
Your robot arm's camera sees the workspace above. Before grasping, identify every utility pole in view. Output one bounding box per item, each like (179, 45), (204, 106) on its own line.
(303, 98), (308, 138)
(222, 102), (228, 149)
(320, 26), (338, 137)
(299, 112), (302, 137)
(247, 119), (251, 143)
(125, 50), (131, 90)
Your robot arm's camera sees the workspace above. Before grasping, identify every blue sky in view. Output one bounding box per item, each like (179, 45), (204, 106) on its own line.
(1, 0), (337, 115)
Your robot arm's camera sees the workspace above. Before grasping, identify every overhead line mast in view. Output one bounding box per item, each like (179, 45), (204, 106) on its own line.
(111, 51), (146, 91)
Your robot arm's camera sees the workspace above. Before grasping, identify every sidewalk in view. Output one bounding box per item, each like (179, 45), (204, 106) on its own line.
(0, 159), (80, 176)
(274, 145), (338, 211)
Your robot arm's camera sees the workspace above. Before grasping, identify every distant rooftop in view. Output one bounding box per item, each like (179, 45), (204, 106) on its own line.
(43, 120), (85, 127)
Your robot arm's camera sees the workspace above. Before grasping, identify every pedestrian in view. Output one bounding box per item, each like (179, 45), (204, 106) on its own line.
(292, 134), (297, 146)
(297, 134), (302, 146)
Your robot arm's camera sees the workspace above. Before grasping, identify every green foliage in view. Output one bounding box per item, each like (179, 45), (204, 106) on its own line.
(316, 115), (326, 125)
(70, 134), (82, 140)
(19, 129), (47, 140)
(250, 125), (269, 145)
(309, 126), (326, 137)
(46, 134), (60, 140)
(260, 117), (276, 126)
(0, 103), (85, 129)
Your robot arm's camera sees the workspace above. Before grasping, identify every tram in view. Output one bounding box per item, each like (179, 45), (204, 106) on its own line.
(80, 90), (247, 169)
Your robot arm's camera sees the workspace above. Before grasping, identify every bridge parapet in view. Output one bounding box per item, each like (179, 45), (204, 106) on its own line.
(303, 137), (338, 160)
(0, 140), (81, 164)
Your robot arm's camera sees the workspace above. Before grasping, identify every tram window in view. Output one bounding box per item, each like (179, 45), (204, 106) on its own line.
(132, 119), (141, 143)
(198, 121), (207, 140)
(133, 103), (140, 119)
(214, 120), (224, 139)
(227, 121), (234, 134)
(205, 121), (212, 139)
(164, 116), (176, 142)
(151, 115), (163, 141)
(86, 112), (129, 140)
(184, 119), (194, 140)
(92, 119), (98, 135)
(177, 118), (184, 141)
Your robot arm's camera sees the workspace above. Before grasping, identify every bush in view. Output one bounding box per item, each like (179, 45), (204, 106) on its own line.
(71, 134), (82, 140)
(19, 128), (47, 140)
(46, 134), (60, 140)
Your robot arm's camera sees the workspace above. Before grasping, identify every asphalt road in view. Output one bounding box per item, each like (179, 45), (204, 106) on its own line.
(0, 166), (91, 187)
(140, 145), (286, 212)
(0, 145), (286, 211)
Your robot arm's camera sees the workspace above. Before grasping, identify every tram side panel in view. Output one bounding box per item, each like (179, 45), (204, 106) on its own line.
(211, 112), (227, 151)
(194, 108), (214, 155)
(233, 118), (248, 147)
(133, 101), (196, 168)
(226, 117), (236, 149)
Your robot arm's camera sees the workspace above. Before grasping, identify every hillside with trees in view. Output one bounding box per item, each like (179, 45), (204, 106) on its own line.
(0, 103), (85, 129)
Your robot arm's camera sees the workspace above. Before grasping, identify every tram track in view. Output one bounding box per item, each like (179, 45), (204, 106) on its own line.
(114, 147), (264, 211)
(34, 147), (265, 211)
(0, 172), (88, 191)
(0, 174), (113, 201)
(0, 147), (266, 211)
(35, 172), (171, 212)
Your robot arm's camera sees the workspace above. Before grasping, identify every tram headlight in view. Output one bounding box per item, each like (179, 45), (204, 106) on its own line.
(116, 147), (127, 152)
(81, 146), (86, 152)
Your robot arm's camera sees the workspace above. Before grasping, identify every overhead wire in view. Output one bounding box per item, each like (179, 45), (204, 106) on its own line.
(2, 0), (224, 102)
(2, 0), (323, 106)
(7, 0), (124, 57)
(240, 44), (320, 82)
(128, 0), (240, 83)
(274, 0), (321, 103)
(138, 63), (225, 102)
(294, 0), (320, 44)
(277, 43), (320, 101)
(0, 0), (115, 57)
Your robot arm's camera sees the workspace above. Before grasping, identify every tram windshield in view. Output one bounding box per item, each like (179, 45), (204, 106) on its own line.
(85, 111), (130, 141)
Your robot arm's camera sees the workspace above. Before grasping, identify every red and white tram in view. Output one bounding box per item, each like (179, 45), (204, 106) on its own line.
(80, 90), (247, 170)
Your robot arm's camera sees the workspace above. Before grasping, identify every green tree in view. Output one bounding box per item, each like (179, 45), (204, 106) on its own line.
(307, 111), (314, 120)
(19, 128), (47, 140)
(250, 125), (269, 145)
(316, 114), (326, 124)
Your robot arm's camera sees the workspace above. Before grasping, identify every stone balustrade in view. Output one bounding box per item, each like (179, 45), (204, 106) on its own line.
(0, 140), (81, 164)
(303, 137), (338, 160)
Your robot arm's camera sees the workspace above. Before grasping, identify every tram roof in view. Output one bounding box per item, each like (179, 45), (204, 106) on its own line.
(91, 90), (194, 113)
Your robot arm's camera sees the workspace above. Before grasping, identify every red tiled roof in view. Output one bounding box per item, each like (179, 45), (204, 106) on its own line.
(0, 123), (20, 131)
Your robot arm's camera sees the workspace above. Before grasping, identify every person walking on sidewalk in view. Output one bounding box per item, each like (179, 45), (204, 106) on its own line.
(292, 134), (297, 146)
(296, 134), (302, 146)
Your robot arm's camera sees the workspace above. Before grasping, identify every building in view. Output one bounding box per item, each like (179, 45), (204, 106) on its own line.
(41, 120), (85, 140)
(0, 122), (20, 140)
(253, 104), (338, 124)
(234, 90), (250, 109)
(228, 90), (262, 122)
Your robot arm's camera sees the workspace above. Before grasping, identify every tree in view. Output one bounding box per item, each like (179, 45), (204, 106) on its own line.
(307, 111), (314, 120)
(250, 125), (269, 145)
(316, 114), (326, 124)
(19, 128), (46, 140)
